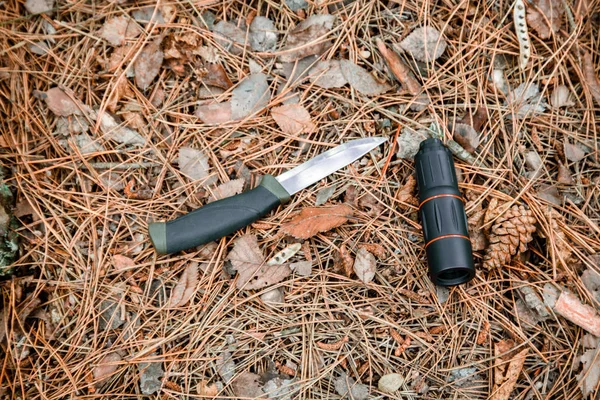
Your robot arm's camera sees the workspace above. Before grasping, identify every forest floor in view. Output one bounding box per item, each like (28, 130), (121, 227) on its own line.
(1, 0), (600, 398)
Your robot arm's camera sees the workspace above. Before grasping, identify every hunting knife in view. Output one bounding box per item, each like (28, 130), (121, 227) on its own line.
(149, 137), (386, 254)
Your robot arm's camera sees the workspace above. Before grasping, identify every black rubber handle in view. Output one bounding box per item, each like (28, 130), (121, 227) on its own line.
(149, 175), (290, 254)
(415, 138), (475, 286)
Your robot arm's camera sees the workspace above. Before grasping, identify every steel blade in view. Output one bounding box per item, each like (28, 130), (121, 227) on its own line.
(276, 137), (386, 195)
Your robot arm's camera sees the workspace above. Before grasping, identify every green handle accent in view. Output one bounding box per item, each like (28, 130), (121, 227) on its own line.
(148, 175), (290, 254)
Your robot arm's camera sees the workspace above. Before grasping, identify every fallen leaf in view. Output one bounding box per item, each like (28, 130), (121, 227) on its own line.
(338, 244), (354, 277)
(526, 0), (564, 39)
(195, 102), (233, 125)
(452, 123), (479, 154)
(138, 355), (164, 395)
(99, 16), (139, 46)
(232, 372), (266, 398)
(524, 150), (542, 171)
(550, 85), (575, 108)
(213, 21), (247, 55)
(267, 243), (301, 265)
(583, 52), (600, 106)
(354, 247), (376, 283)
(93, 352), (122, 388)
(231, 73), (270, 120)
(536, 184), (561, 205)
(169, 262), (198, 307)
(280, 204), (353, 239)
(25, 0), (53, 14)
(359, 243), (387, 258)
(396, 127), (428, 159)
(202, 63), (233, 90)
(557, 164), (573, 184)
(577, 347), (600, 397)
(134, 37), (164, 90)
(315, 185), (336, 206)
(289, 260), (312, 276)
(492, 345), (528, 400)
(250, 16), (278, 52)
(339, 60), (391, 96)
(113, 254), (135, 271)
(98, 172), (125, 191)
(95, 111), (146, 146)
(564, 140), (586, 162)
(396, 175), (417, 206)
(506, 82), (547, 118)
(309, 59), (348, 89)
(29, 41), (49, 55)
(178, 146), (216, 185)
(261, 288), (284, 303)
(45, 87), (82, 116)
(55, 115), (89, 136)
(207, 179), (245, 203)
(378, 373), (404, 393)
(271, 104), (314, 134)
(98, 298), (125, 330)
(282, 55), (319, 87)
(132, 6), (165, 24)
(217, 351), (236, 382)
(459, 106), (488, 132)
(106, 74), (132, 112)
(108, 45), (134, 74)
(197, 380), (220, 396)
(400, 26), (447, 62)
(279, 14), (336, 62)
(59, 133), (105, 155)
(375, 38), (421, 95)
(334, 372), (369, 400)
(285, 0), (308, 11)
(263, 377), (299, 399)
(227, 235), (291, 290)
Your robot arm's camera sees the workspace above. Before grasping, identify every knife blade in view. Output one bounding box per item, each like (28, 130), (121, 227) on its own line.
(149, 137), (386, 254)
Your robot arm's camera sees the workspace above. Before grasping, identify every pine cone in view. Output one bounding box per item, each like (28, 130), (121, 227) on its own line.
(484, 204), (537, 269)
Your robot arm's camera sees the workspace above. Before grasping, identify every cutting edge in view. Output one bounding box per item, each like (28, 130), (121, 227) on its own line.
(276, 137), (386, 195)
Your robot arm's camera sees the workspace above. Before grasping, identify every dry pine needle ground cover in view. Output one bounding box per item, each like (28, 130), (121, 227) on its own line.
(1, 0), (600, 398)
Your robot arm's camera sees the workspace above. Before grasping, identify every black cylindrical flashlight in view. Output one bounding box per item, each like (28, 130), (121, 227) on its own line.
(414, 138), (475, 286)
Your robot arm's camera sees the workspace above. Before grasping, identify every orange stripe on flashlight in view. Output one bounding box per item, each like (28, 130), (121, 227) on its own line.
(419, 194), (463, 209)
(425, 234), (470, 249)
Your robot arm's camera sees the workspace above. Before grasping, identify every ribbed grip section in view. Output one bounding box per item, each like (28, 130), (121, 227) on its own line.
(415, 138), (475, 286)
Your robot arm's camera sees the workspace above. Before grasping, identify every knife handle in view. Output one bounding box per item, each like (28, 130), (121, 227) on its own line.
(148, 175), (290, 254)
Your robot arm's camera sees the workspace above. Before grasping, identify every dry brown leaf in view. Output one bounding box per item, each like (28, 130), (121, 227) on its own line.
(476, 321), (490, 345)
(359, 243), (387, 258)
(213, 21), (247, 55)
(232, 371), (266, 398)
(396, 175), (418, 207)
(309, 59), (347, 89)
(197, 380), (219, 396)
(93, 352), (122, 388)
(452, 123), (479, 154)
(201, 63), (233, 90)
(108, 45), (133, 72)
(45, 87), (82, 116)
(354, 247), (376, 283)
(280, 204), (354, 239)
(112, 254), (135, 271)
(271, 104), (315, 134)
(207, 179), (245, 203)
(492, 345), (528, 400)
(169, 262), (198, 307)
(195, 102), (233, 125)
(459, 106), (488, 133)
(106, 75), (132, 113)
(557, 164), (573, 184)
(526, 0), (564, 39)
(375, 38), (421, 95)
(564, 140), (586, 162)
(134, 37), (164, 91)
(339, 60), (391, 96)
(583, 52), (600, 105)
(279, 14), (336, 62)
(338, 244), (354, 277)
(99, 16), (140, 46)
(399, 26), (447, 62)
(550, 85), (575, 108)
(25, 0), (53, 14)
(227, 235), (291, 290)
(231, 73), (270, 120)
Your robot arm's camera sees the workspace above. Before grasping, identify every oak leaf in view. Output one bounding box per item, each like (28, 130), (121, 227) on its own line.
(271, 104), (315, 134)
(279, 14), (336, 62)
(400, 26), (447, 62)
(169, 262), (199, 307)
(227, 235), (291, 290)
(354, 247), (376, 283)
(280, 204), (354, 239)
(526, 0), (564, 39)
(45, 87), (82, 116)
(339, 60), (391, 96)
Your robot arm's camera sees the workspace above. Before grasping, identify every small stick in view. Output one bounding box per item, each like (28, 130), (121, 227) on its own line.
(379, 124), (401, 180)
